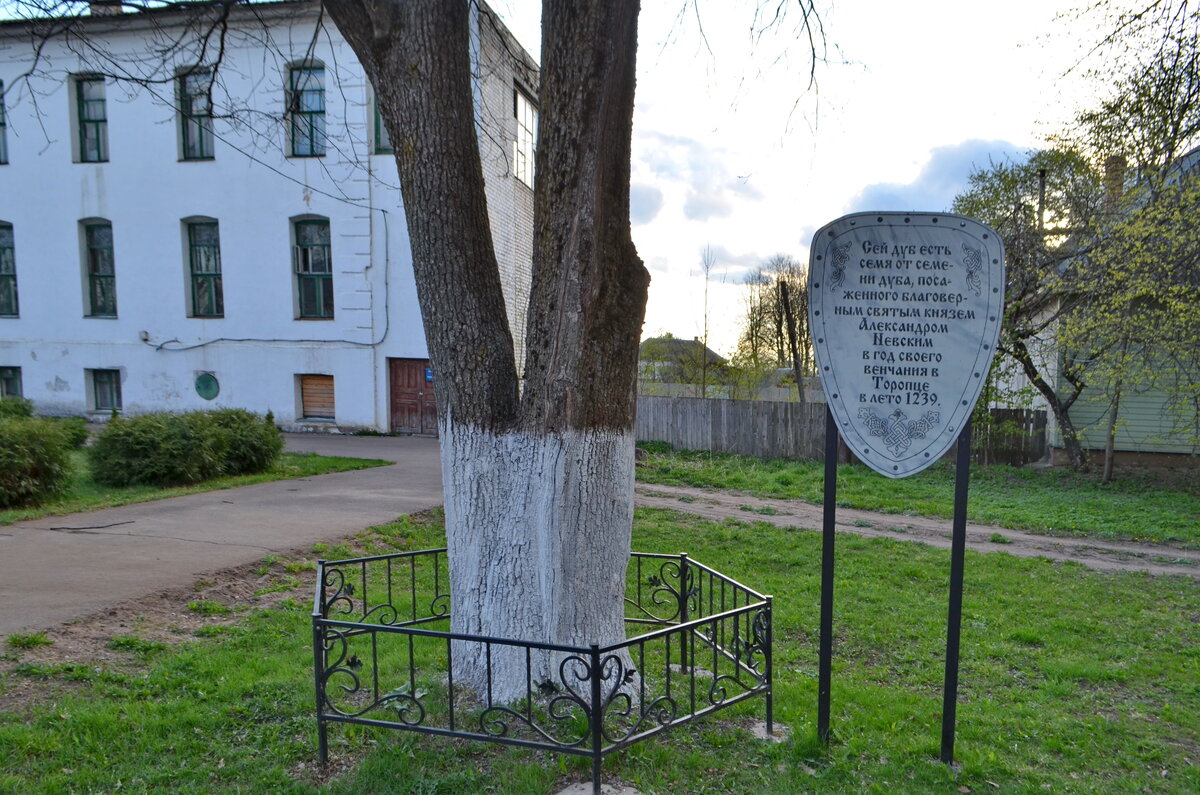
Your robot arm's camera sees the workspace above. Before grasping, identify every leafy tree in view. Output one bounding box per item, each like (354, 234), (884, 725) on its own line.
(1063, 11), (1200, 476)
(952, 149), (1104, 470)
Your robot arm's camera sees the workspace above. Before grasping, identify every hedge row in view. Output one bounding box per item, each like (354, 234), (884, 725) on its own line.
(0, 416), (72, 509)
(87, 409), (283, 488)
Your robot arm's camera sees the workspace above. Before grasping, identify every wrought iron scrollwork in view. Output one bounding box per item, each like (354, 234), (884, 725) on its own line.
(379, 687), (426, 726)
(360, 602), (400, 625)
(625, 560), (684, 623)
(321, 567), (356, 617)
(317, 627), (371, 716)
(476, 653), (594, 748)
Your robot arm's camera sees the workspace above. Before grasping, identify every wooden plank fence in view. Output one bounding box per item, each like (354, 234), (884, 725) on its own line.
(636, 395), (1048, 466)
(636, 395), (826, 460)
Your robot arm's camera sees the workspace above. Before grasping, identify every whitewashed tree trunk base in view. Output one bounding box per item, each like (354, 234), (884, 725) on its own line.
(441, 421), (636, 704)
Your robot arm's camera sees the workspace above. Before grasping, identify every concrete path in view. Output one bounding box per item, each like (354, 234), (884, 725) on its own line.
(0, 434), (442, 635)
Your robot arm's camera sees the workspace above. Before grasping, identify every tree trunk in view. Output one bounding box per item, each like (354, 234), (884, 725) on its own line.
(328, 0), (647, 702)
(778, 280), (805, 405)
(1007, 337), (1089, 471)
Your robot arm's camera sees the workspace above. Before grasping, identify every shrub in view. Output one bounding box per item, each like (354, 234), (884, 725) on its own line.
(0, 416), (72, 508)
(53, 416), (91, 449)
(87, 409), (282, 487)
(88, 412), (224, 487)
(0, 396), (34, 419)
(206, 408), (283, 476)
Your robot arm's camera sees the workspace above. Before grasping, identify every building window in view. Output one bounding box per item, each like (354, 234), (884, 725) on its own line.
(287, 65), (325, 157)
(76, 76), (108, 163)
(0, 224), (16, 317)
(187, 221), (223, 317)
(513, 87), (537, 188)
(374, 100), (393, 154)
(84, 222), (117, 317)
(179, 68), (214, 160)
(294, 219), (333, 319)
(0, 79), (8, 165)
(0, 367), (20, 398)
(299, 374), (335, 420)
(90, 368), (121, 412)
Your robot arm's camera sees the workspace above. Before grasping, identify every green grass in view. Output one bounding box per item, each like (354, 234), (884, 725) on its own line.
(0, 451), (391, 526)
(5, 632), (52, 650)
(186, 600), (233, 616)
(1, 510), (1197, 793)
(637, 446), (1200, 545)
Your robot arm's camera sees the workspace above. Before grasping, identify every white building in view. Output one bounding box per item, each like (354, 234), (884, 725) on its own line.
(0, 0), (536, 433)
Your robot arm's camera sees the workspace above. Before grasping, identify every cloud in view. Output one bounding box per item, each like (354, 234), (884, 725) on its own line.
(683, 189), (733, 220)
(701, 243), (766, 283)
(636, 131), (764, 221)
(845, 139), (1025, 214)
(644, 255), (672, 274)
(630, 183), (664, 225)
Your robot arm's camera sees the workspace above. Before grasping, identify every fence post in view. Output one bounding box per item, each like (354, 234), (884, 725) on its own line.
(764, 594), (774, 737)
(589, 644), (603, 795)
(678, 552), (690, 670)
(312, 560), (328, 765)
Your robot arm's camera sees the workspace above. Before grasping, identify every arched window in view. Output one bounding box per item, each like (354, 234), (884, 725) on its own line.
(178, 67), (214, 160)
(0, 222), (16, 316)
(184, 217), (222, 317)
(81, 219), (116, 317)
(293, 217), (333, 318)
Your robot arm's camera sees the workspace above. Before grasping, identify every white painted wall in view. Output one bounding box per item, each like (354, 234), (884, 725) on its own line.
(0, 1), (533, 430)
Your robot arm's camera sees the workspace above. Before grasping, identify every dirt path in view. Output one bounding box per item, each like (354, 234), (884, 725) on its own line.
(635, 483), (1200, 578)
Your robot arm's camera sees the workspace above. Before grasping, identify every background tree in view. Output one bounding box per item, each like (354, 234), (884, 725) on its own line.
(731, 254), (814, 402)
(951, 149), (1104, 470)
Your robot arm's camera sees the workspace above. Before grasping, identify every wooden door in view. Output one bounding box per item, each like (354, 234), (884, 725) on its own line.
(388, 358), (437, 435)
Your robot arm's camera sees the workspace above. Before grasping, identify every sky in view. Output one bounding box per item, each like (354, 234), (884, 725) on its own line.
(492, 0), (1120, 357)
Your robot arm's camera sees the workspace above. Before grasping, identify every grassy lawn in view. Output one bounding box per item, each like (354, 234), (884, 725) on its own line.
(636, 445), (1200, 546)
(0, 450), (391, 526)
(2, 509), (1196, 793)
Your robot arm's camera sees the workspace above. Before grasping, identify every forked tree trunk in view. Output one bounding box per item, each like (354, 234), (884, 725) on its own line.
(328, 0), (647, 701)
(1007, 336), (1089, 471)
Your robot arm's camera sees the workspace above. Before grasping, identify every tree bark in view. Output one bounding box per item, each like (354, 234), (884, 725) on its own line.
(328, 0), (647, 702)
(1007, 336), (1089, 471)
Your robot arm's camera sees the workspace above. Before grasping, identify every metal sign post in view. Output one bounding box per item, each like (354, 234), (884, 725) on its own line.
(808, 212), (1004, 761)
(941, 422), (973, 763)
(817, 405), (839, 743)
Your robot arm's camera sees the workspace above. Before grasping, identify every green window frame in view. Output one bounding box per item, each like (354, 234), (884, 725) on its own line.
(513, 87), (537, 187)
(0, 224), (16, 317)
(294, 219), (333, 319)
(287, 66), (325, 157)
(188, 221), (223, 317)
(91, 368), (121, 412)
(76, 76), (108, 163)
(0, 79), (8, 165)
(0, 366), (20, 398)
(374, 101), (393, 154)
(179, 69), (214, 160)
(85, 222), (117, 317)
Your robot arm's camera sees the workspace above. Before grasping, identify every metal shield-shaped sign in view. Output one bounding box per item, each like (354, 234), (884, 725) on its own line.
(808, 212), (1005, 478)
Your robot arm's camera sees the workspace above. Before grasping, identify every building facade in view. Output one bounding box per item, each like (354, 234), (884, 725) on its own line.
(0, 0), (536, 432)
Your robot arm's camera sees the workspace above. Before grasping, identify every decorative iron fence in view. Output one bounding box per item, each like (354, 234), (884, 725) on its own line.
(313, 549), (773, 794)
